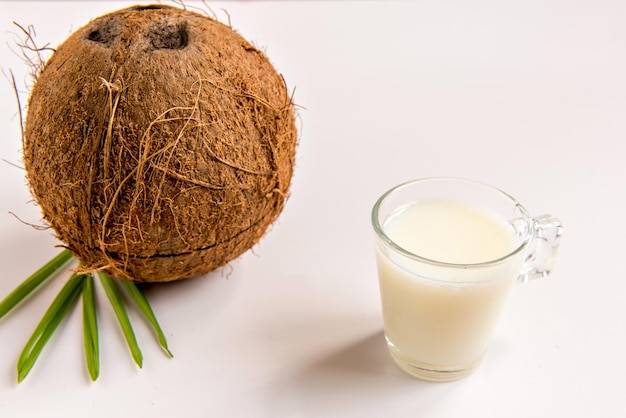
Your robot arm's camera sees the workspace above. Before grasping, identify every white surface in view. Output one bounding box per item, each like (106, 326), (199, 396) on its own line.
(0, 1), (624, 417)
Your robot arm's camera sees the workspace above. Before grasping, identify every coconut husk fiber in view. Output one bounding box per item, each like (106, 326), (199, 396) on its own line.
(23, 4), (298, 282)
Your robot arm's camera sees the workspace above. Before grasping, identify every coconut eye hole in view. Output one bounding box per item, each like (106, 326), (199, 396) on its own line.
(86, 17), (120, 46)
(130, 5), (176, 11)
(149, 21), (188, 50)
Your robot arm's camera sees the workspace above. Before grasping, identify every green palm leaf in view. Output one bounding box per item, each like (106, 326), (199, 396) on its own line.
(98, 272), (143, 368)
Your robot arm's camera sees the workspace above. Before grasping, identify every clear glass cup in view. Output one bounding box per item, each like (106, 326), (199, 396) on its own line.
(371, 177), (563, 381)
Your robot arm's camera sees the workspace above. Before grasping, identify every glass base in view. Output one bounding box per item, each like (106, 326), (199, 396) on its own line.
(388, 347), (485, 382)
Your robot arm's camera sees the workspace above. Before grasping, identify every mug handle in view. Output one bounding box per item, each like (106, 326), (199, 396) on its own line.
(517, 215), (563, 283)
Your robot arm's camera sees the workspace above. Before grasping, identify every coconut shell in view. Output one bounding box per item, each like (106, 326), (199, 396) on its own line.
(23, 5), (297, 282)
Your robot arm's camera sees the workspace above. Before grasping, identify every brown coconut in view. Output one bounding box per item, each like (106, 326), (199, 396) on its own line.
(22, 4), (298, 282)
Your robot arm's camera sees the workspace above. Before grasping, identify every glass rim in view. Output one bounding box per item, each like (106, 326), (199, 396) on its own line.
(371, 177), (534, 268)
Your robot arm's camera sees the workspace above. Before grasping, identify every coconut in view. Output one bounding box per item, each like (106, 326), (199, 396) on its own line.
(22, 4), (298, 282)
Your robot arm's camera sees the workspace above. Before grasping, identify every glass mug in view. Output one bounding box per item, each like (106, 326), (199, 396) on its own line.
(371, 178), (563, 381)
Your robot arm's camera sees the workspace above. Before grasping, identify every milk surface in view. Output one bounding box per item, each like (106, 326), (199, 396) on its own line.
(376, 199), (520, 369)
(385, 198), (517, 264)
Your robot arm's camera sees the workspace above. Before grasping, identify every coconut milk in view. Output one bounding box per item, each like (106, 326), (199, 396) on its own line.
(376, 199), (519, 369)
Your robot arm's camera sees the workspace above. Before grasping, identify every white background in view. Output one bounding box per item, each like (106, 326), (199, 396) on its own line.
(0, 1), (625, 417)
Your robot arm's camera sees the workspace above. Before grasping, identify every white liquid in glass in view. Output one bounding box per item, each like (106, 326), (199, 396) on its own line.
(376, 199), (520, 369)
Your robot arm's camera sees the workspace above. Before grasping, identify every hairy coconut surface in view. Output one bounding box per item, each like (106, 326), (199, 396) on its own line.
(23, 4), (297, 282)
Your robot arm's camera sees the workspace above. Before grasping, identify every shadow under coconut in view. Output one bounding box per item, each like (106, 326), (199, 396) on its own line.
(137, 265), (240, 314)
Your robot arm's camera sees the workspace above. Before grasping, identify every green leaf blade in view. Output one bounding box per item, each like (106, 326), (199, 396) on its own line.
(121, 281), (173, 358)
(0, 249), (73, 320)
(82, 274), (99, 381)
(98, 272), (143, 368)
(16, 272), (85, 383)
